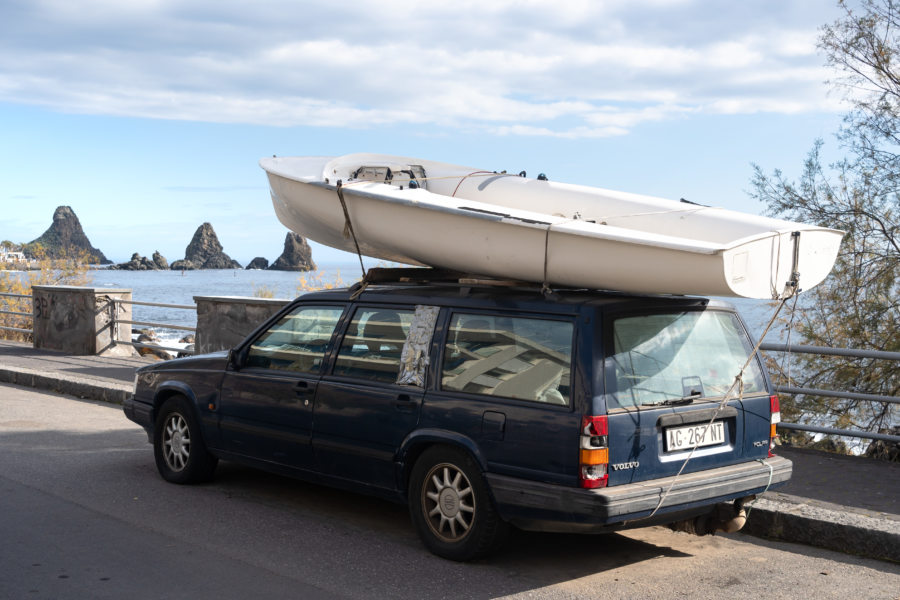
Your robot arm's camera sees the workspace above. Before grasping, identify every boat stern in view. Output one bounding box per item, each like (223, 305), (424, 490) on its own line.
(723, 228), (844, 299)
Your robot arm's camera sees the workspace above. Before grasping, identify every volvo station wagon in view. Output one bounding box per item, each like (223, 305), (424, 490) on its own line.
(124, 269), (791, 561)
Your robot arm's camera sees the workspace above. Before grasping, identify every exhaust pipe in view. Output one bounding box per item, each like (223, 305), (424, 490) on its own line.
(668, 496), (754, 536)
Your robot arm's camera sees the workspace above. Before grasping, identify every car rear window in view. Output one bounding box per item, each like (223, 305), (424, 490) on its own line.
(441, 314), (574, 405)
(608, 310), (766, 408)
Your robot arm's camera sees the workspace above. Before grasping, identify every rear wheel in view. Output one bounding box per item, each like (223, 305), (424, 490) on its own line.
(153, 396), (217, 484)
(408, 446), (508, 561)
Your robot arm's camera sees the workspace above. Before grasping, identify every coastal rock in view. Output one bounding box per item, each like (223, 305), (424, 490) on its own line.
(268, 232), (316, 271)
(24, 206), (111, 264)
(152, 251), (169, 270)
(172, 223), (241, 270)
(137, 329), (159, 343)
(136, 329), (173, 360)
(246, 256), (269, 270)
(177, 334), (195, 358)
(111, 251), (168, 270)
(170, 259), (197, 271)
(110, 253), (147, 270)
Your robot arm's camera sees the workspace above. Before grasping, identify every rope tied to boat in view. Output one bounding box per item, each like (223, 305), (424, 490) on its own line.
(335, 180), (367, 279)
(744, 458), (776, 521)
(541, 224), (553, 296)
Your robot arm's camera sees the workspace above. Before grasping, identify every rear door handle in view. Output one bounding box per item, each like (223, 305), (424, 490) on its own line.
(393, 394), (417, 413)
(293, 380), (316, 396)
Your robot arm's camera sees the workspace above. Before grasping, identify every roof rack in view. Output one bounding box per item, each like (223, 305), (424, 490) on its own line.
(348, 267), (553, 297)
(365, 267), (532, 286)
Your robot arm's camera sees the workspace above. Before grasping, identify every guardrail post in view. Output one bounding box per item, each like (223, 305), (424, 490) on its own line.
(31, 286), (134, 356)
(194, 296), (289, 354)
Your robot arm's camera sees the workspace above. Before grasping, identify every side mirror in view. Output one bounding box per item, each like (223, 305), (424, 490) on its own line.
(227, 348), (242, 371)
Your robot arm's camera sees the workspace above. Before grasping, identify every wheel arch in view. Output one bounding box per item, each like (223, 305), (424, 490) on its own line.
(151, 382), (200, 426)
(397, 429), (487, 497)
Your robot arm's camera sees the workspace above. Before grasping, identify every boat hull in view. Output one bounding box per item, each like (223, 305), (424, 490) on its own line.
(261, 155), (843, 299)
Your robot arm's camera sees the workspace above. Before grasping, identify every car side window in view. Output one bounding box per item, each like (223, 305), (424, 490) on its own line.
(332, 308), (414, 383)
(245, 305), (344, 373)
(441, 314), (574, 406)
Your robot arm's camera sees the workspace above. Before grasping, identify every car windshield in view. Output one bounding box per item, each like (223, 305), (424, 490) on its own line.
(608, 310), (766, 408)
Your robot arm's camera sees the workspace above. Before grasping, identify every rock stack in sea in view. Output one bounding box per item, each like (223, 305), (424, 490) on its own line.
(24, 205), (111, 264)
(268, 232), (316, 271)
(152, 250), (169, 269)
(245, 257), (269, 270)
(170, 223), (242, 270)
(111, 250), (169, 270)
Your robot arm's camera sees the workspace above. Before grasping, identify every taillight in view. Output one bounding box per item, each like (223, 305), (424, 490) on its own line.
(580, 415), (609, 488)
(769, 395), (781, 457)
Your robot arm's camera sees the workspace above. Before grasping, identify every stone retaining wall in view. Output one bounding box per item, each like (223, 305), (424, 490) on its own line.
(31, 286), (133, 356)
(22, 287), (295, 357)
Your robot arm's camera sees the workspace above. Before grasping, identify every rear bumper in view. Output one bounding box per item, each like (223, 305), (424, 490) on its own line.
(487, 455), (792, 533)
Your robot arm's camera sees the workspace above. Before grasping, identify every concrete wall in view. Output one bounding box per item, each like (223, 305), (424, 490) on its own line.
(194, 296), (290, 354)
(26, 288), (292, 357)
(31, 286), (134, 356)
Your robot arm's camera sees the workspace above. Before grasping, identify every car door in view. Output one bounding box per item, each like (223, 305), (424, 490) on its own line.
(312, 305), (432, 491)
(216, 303), (346, 468)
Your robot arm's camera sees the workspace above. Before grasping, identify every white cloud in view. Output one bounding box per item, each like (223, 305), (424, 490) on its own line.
(0, 0), (846, 138)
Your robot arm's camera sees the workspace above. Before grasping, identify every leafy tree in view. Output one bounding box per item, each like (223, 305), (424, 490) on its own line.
(751, 0), (898, 442)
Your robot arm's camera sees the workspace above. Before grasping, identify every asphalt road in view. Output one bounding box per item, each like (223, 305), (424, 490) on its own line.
(1, 383), (898, 600)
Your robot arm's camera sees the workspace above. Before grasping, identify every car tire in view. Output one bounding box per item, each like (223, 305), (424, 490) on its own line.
(153, 395), (218, 484)
(408, 446), (508, 561)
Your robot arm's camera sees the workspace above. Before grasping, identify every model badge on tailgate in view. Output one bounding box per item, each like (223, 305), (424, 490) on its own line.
(611, 462), (640, 471)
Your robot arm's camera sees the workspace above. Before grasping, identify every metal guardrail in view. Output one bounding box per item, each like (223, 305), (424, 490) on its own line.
(112, 298), (196, 356)
(0, 291), (33, 335)
(760, 342), (900, 362)
(760, 343), (900, 444)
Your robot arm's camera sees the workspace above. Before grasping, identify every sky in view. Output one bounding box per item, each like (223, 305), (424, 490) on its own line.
(0, 0), (850, 265)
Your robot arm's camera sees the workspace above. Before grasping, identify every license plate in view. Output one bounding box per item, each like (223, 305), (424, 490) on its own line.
(665, 421), (725, 451)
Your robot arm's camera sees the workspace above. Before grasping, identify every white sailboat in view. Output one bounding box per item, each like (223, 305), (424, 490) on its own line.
(259, 153), (843, 299)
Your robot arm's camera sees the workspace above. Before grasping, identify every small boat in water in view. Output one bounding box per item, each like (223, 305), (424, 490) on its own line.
(259, 153), (843, 299)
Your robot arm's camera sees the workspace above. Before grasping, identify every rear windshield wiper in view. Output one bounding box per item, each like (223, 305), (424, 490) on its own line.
(641, 391), (702, 407)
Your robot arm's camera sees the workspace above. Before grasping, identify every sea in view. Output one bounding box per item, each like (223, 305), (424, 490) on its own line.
(88, 262), (362, 344)
(83, 262), (784, 347)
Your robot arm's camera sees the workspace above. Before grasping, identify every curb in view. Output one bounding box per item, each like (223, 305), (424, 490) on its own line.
(743, 493), (900, 563)
(0, 366), (132, 405)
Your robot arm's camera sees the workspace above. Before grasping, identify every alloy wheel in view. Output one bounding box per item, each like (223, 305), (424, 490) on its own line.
(163, 412), (191, 472)
(421, 463), (475, 542)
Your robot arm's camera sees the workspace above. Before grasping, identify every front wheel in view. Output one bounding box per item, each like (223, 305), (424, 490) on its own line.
(153, 396), (217, 484)
(408, 446), (508, 561)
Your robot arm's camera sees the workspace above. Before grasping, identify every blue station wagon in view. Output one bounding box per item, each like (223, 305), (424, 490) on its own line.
(124, 271), (791, 560)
